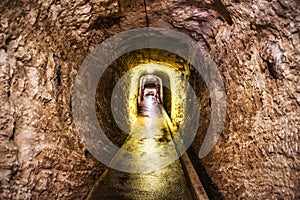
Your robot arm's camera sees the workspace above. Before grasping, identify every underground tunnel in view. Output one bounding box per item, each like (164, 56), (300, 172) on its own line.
(0, 0), (299, 199)
(88, 47), (208, 198)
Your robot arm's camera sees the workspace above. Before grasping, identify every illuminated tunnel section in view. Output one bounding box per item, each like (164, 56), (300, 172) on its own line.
(91, 48), (213, 199)
(95, 48), (211, 154)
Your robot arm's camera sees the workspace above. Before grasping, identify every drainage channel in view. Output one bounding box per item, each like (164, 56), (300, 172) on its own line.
(161, 105), (209, 200)
(186, 147), (224, 200)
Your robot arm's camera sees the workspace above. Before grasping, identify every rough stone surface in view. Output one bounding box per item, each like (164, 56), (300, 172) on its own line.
(163, 0), (299, 199)
(0, 0), (120, 199)
(0, 0), (299, 199)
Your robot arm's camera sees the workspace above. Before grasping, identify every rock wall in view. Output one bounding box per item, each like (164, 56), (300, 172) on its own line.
(0, 0), (121, 199)
(142, 1), (300, 197)
(161, 0), (299, 198)
(0, 0), (299, 199)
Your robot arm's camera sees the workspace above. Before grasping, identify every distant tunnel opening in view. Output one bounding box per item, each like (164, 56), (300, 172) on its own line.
(137, 74), (164, 116)
(136, 70), (172, 119)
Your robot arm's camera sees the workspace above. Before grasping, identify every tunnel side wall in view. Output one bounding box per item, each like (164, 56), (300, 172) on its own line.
(0, 1), (122, 199)
(161, 0), (300, 199)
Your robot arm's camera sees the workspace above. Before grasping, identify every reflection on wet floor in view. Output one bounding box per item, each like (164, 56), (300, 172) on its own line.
(88, 104), (193, 200)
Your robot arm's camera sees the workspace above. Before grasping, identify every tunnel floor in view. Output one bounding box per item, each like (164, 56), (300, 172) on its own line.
(88, 105), (193, 200)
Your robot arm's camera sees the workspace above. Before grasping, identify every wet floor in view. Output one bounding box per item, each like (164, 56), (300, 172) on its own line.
(88, 104), (193, 200)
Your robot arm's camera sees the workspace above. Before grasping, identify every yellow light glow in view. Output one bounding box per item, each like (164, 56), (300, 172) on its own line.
(109, 61), (191, 172)
(127, 62), (187, 133)
(145, 66), (155, 73)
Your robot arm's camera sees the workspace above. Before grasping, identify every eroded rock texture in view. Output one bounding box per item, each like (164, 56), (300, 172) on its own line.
(0, 0), (121, 199)
(0, 0), (299, 199)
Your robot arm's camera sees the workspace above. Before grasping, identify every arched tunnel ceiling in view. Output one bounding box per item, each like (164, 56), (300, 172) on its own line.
(0, 0), (299, 199)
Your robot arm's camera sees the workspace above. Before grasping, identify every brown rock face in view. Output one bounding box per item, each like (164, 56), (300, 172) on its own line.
(0, 0), (299, 199)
